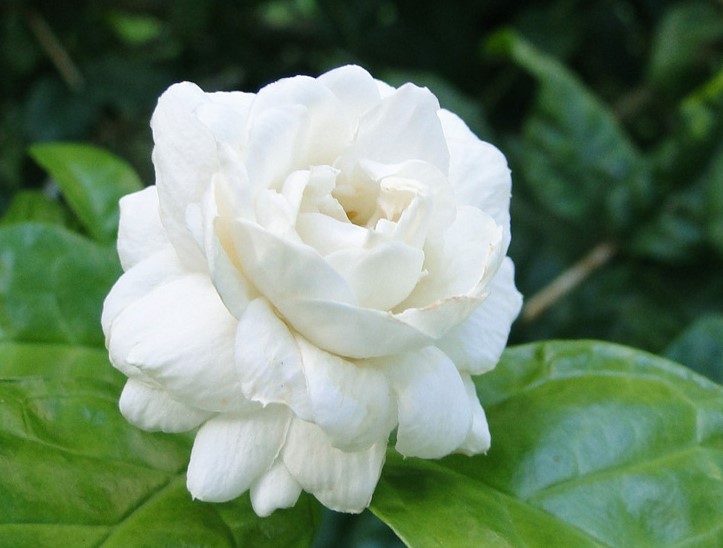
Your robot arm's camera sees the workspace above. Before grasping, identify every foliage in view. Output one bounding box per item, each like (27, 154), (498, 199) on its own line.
(1, 0), (722, 546)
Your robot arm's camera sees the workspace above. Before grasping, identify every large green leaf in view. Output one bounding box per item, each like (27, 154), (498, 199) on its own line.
(0, 340), (320, 547)
(29, 143), (143, 243)
(371, 340), (723, 547)
(0, 223), (121, 347)
(486, 31), (651, 233)
(0, 190), (72, 227)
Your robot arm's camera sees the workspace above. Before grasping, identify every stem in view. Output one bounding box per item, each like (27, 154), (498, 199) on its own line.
(24, 9), (84, 91)
(521, 241), (617, 323)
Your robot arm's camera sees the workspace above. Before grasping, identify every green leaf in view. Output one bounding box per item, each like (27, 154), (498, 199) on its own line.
(29, 143), (143, 243)
(666, 315), (723, 383)
(0, 341), (320, 547)
(1, 190), (71, 227)
(647, 2), (723, 94)
(486, 30), (651, 232)
(371, 340), (723, 547)
(0, 223), (121, 346)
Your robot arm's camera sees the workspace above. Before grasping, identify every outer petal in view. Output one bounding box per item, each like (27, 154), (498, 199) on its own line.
(380, 346), (471, 458)
(235, 298), (312, 420)
(282, 418), (386, 513)
(119, 378), (213, 433)
(101, 246), (186, 339)
(250, 460), (302, 517)
(117, 186), (169, 270)
(438, 109), (512, 237)
(296, 336), (396, 450)
(151, 82), (217, 269)
(437, 258), (523, 374)
(107, 273), (249, 412)
(457, 374), (491, 456)
(187, 406), (290, 502)
(318, 65), (382, 120)
(341, 84), (449, 174)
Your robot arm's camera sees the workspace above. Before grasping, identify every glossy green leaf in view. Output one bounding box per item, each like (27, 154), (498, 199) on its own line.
(0, 223), (121, 347)
(29, 143), (143, 243)
(486, 30), (651, 232)
(0, 341), (320, 547)
(371, 340), (723, 547)
(0, 190), (71, 227)
(666, 315), (723, 383)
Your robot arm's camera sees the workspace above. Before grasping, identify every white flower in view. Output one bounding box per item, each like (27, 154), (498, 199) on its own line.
(102, 65), (522, 516)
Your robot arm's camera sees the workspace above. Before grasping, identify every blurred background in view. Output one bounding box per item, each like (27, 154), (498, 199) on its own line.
(1, 0), (721, 544)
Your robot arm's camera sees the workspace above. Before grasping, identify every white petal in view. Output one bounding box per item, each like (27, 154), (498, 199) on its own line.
(457, 374), (491, 455)
(151, 82), (217, 270)
(318, 65), (382, 119)
(437, 258), (523, 374)
(296, 336), (395, 450)
(223, 217), (355, 308)
(343, 84), (449, 174)
(117, 186), (169, 270)
(235, 298), (312, 419)
(401, 205), (505, 309)
(439, 109), (512, 236)
(196, 91), (254, 149)
(119, 378), (213, 433)
(326, 241), (424, 310)
(243, 104), (307, 189)
(101, 246), (186, 340)
(282, 418), (386, 513)
(280, 299), (432, 359)
(187, 406), (290, 502)
(381, 346), (471, 458)
(250, 460), (302, 517)
(107, 274), (249, 412)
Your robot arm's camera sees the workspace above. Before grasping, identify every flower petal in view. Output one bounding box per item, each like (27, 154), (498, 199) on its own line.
(381, 346), (471, 458)
(296, 336), (395, 450)
(117, 186), (169, 270)
(343, 84), (449, 174)
(326, 241), (424, 310)
(401, 205), (504, 308)
(281, 299), (432, 358)
(107, 273), (249, 412)
(151, 82), (217, 270)
(119, 378), (213, 433)
(223, 217), (355, 306)
(318, 65), (382, 120)
(457, 374), (491, 455)
(282, 418), (386, 513)
(437, 258), (523, 374)
(250, 459), (302, 517)
(101, 246), (185, 341)
(187, 406), (290, 502)
(235, 298), (312, 419)
(439, 109), (512, 236)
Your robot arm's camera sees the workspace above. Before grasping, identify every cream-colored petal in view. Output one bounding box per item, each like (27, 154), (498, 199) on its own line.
(107, 273), (249, 413)
(235, 298), (312, 420)
(249, 460), (302, 517)
(119, 378), (213, 433)
(382, 346), (471, 459)
(117, 186), (169, 270)
(187, 406), (290, 502)
(326, 241), (424, 310)
(282, 418), (386, 513)
(438, 109), (512, 238)
(101, 246), (185, 340)
(151, 82), (217, 270)
(437, 258), (523, 374)
(457, 374), (491, 455)
(296, 336), (396, 450)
